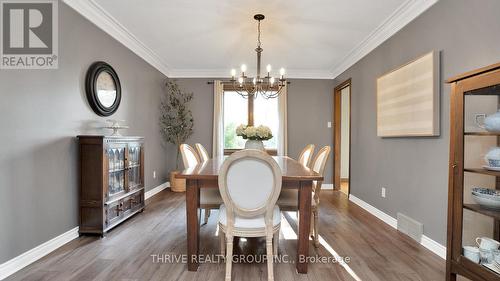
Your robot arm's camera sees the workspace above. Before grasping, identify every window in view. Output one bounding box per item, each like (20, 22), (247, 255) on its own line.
(223, 90), (279, 154)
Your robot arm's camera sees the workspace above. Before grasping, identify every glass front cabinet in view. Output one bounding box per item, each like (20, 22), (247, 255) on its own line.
(447, 63), (500, 281)
(78, 135), (145, 235)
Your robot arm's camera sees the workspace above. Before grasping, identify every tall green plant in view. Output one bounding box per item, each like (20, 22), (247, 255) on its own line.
(160, 80), (194, 170)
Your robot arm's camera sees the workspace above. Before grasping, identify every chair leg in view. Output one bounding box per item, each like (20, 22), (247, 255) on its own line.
(219, 227), (226, 255)
(266, 235), (274, 281)
(273, 231), (279, 255)
(203, 208), (210, 225)
(310, 213), (315, 238)
(313, 209), (319, 248)
(225, 234), (233, 281)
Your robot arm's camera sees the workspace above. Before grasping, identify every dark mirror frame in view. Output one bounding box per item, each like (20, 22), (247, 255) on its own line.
(85, 61), (122, 117)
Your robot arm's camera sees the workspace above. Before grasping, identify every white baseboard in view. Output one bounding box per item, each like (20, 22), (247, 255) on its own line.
(348, 194), (446, 259)
(145, 181), (170, 200)
(322, 184), (334, 190)
(0, 227), (79, 280)
(0, 181), (169, 280)
(420, 234), (447, 259)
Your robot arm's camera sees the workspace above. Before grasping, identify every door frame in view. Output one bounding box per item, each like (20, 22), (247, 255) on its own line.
(333, 79), (351, 193)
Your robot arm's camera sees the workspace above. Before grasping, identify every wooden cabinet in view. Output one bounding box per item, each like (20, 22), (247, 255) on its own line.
(78, 135), (145, 235)
(447, 63), (500, 281)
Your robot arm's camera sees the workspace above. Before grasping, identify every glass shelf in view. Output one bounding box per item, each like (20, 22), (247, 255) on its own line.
(464, 168), (500, 177)
(465, 132), (500, 136)
(464, 204), (500, 220)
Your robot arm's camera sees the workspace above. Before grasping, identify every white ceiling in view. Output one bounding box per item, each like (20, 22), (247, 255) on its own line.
(64, 0), (438, 78)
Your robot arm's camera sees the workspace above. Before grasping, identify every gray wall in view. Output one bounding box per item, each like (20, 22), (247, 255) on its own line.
(173, 78), (335, 183)
(333, 0), (500, 244)
(0, 4), (169, 263)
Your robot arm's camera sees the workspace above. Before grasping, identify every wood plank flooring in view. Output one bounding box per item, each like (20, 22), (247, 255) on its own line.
(6, 190), (445, 281)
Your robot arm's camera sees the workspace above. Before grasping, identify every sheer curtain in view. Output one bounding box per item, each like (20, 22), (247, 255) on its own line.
(277, 84), (288, 156)
(212, 80), (224, 157)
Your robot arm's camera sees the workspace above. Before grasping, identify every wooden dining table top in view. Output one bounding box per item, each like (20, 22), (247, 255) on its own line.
(176, 156), (323, 181)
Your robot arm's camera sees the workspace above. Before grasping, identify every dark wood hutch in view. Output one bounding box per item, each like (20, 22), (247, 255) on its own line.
(78, 135), (145, 235)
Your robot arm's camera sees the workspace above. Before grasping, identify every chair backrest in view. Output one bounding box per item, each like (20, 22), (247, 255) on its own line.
(218, 150), (282, 226)
(298, 144), (315, 167)
(180, 144), (200, 169)
(310, 146), (331, 204)
(195, 143), (210, 162)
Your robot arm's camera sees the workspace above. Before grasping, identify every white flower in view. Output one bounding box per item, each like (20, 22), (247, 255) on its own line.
(235, 124), (273, 140)
(256, 125), (269, 138)
(236, 124), (246, 136)
(245, 126), (257, 138)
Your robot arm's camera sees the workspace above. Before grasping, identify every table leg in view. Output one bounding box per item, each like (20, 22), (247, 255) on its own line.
(297, 180), (312, 274)
(186, 179), (200, 271)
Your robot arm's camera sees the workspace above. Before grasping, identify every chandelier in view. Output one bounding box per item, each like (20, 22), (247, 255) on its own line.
(228, 14), (287, 99)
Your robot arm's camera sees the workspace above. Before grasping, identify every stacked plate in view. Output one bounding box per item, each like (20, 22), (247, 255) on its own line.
(483, 260), (500, 274)
(472, 187), (500, 209)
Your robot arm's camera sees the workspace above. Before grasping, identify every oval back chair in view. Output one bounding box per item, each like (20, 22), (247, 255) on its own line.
(309, 145), (331, 247)
(297, 144), (315, 167)
(195, 143), (210, 162)
(180, 144), (200, 168)
(180, 143), (222, 225)
(218, 149), (282, 281)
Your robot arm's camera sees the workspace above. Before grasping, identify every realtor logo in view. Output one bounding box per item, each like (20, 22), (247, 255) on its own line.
(1, 0), (58, 69)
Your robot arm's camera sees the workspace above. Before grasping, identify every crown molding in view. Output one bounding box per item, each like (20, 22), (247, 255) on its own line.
(168, 68), (334, 80)
(63, 0), (437, 80)
(62, 0), (171, 77)
(330, 0), (439, 79)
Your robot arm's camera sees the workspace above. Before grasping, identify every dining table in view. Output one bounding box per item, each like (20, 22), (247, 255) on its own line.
(176, 155), (324, 274)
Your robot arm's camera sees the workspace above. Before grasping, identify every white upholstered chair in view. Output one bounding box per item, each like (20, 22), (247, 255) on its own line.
(180, 144), (223, 225)
(297, 144), (315, 167)
(277, 146), (330, 247)
(276, 144), (315, 215)
(195, 143), (210, 162)
(218, 150), (282, 281)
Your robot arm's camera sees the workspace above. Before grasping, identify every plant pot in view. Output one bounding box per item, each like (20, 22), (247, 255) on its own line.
(170, 170), (186, 192)
(244, 139), (265, 151)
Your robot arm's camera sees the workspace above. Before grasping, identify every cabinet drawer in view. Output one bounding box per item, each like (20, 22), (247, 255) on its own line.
(105, 201), (121, 227)
(126, 191), (144, 211)
(132, 192), (144, 210)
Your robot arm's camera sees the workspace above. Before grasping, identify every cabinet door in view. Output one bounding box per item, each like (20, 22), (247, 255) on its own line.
(105, 143), (127, 201)
(127, 142), (143, 191)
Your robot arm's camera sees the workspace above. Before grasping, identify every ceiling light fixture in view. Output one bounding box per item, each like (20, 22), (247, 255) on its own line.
(228, 14), (286, 99)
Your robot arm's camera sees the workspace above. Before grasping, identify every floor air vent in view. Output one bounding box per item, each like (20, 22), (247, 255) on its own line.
(397, 213), (423, 242)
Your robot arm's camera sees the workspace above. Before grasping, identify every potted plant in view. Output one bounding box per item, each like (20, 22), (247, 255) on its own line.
(160, 80), (194, 192)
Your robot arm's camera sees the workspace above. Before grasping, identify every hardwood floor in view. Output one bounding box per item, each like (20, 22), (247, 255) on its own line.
(7, 190), (445, 281)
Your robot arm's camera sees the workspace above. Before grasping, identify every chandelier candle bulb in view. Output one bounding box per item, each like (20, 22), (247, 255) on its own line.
(270, 77), (275, 86)
(231, 69), (236, 79)
(280, 68), (285, 79)
(266, 64), (272, 73)
(241, 64), (247, 73)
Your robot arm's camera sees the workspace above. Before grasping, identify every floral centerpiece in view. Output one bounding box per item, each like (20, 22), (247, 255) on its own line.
(236, 125), (273, 151)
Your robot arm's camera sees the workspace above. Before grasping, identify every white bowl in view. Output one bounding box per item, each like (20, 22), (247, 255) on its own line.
(472, 193), (500, 209)
(472, 187), (500, 201)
